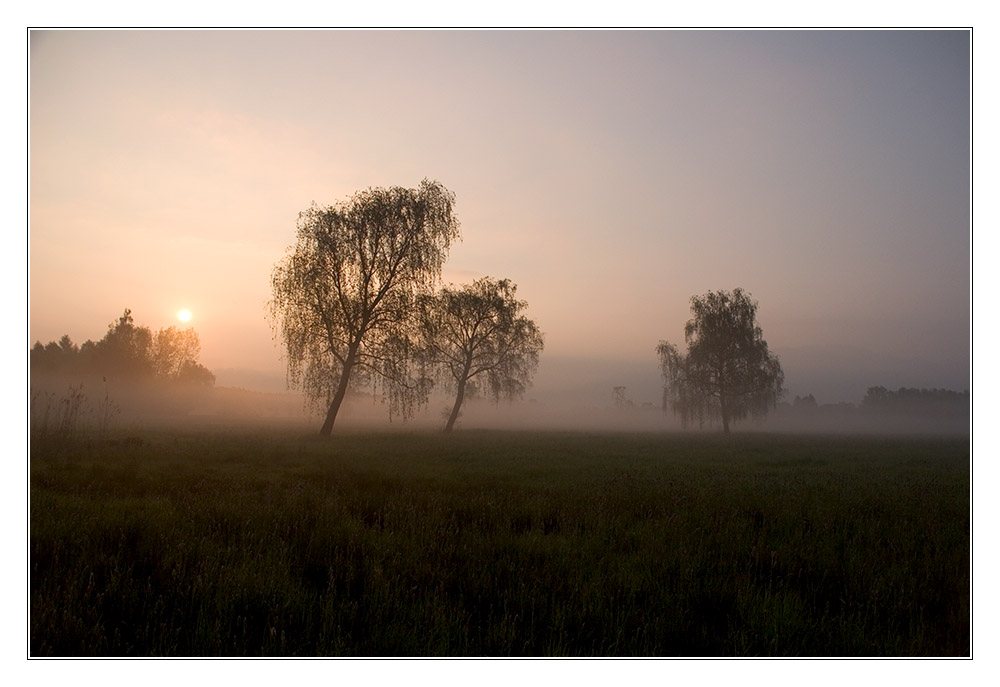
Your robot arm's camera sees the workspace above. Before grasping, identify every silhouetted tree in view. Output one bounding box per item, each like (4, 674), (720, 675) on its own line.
(58, 335), (78, 355)
(418, 277), (543, 432)
(177, 360), (216, 387)
(270, 180), (461, 435)
(794, 393), (818, 409)
(98, 309), (154, 377)
(30, 338), (77, 372)
(861, 385), (891, 407)
(152, 326), (202, 379)
(657, 288), (783, 434)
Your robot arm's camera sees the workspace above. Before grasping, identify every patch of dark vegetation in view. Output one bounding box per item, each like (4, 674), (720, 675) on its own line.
(30, 429), (969, 656)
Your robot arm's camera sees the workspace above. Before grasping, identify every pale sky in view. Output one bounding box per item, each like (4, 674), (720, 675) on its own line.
(28, 29), (970, 406)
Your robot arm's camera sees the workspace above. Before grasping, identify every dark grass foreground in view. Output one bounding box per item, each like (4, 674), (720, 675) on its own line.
(30, 429), (969, 656)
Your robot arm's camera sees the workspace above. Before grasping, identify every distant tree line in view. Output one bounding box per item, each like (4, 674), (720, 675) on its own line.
(860, 385), (968, 415)
(782, 387), (969, 417)
(768, 386), (969, 433)
(31, 309), (217, 433)
(31, 308), (216, 388)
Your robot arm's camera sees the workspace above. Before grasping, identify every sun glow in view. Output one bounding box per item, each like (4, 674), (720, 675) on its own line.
(178, 309), (192, 323)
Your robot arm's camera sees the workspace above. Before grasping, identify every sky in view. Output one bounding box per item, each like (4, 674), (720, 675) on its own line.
(28, 29), (970, 407)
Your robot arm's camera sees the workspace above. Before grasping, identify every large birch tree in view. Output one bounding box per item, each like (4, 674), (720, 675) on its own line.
(270, 180), (460, 435)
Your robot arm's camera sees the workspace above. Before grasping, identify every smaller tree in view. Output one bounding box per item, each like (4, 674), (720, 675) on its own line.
(793, 393), (818, 409)
(657, 288), (783, 434)
(151, 326), (202, 379)
(177, 360), (216, 387)
(419, 277), (543, 432)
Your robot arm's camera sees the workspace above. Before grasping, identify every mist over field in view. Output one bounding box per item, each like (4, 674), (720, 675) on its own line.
(30, 364), (968, 439)
(31, 323), (962, 438)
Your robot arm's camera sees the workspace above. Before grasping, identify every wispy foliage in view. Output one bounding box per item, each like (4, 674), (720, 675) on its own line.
(418, 277), (544, 431)
(658, 288), (783, 433)
(269, 180), (461, 434)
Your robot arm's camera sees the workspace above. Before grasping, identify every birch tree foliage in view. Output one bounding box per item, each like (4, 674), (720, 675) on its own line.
(419, 277), (543, 432)
(269, 180), (460, 433)
(657, 288), (783, 434)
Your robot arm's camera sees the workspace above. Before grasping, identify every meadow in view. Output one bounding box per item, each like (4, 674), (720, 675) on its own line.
(29, 427), (970, 657)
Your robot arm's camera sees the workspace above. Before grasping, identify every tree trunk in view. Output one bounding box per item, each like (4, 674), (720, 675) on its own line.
(444, 376), (467, 433)
(319, 343), (359, 436)
(719, 394), (731, 435)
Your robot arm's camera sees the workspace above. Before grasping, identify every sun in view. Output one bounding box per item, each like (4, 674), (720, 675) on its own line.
(177, 309), (192, 323)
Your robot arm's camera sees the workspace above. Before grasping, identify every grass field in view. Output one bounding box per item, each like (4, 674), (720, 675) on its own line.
(29, 427), (970, 657)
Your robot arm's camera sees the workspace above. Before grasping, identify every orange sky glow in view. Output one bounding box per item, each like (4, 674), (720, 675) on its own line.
(29, 29), (970, 406)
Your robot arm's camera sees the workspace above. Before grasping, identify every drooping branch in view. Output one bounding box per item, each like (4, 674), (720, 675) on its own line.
(417, 277), (543, 431)
(269, 180), (460, 433)
(658, 289), (783, 433)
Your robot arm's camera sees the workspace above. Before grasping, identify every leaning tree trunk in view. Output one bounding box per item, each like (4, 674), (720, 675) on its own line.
(444, 376), (467, 433)
(319, 364), (353, 436)
(319, 342), (360, 436)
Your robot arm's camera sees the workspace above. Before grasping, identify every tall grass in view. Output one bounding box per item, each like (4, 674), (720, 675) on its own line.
(31, 384), (121, 443)
(30, 429), (969, 656)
